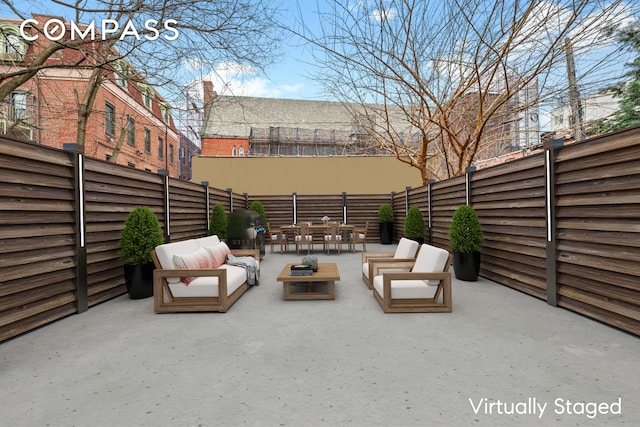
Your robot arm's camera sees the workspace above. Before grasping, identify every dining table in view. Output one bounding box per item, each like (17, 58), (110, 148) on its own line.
(280, 223), (356, 252)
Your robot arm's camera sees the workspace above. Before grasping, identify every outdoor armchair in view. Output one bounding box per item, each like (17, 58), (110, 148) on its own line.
(361, 237), (420, 289)
(371, 243), (453, 313)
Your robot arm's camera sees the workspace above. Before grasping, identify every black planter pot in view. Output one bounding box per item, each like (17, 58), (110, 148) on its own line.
(453, 251), (481, 282)
(379, 222), (394, 244)
(407, 236), (424, 245)
(124, 262), (155, 299)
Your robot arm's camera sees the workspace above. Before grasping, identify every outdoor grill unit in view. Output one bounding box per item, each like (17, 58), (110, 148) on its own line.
(226, 209), (266, 258)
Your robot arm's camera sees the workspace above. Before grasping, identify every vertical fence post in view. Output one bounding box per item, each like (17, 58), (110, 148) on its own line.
(405, 186), (411, 215)
(465, 166), (476, 206)
(390, 191), (396, 243)
(202, 181), (210, 233)
(292, 192), (297, 224)
(158, 169), (170, 243)
(427, 178), (435, 245)
(545, 139), (563, 306)
(342, 192), (347, 224)
(227, 188), (233, 212)
(63, 143), (88, 313)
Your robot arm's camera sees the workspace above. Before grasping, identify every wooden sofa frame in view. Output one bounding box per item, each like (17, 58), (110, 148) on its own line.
(151, 248), (259, 313)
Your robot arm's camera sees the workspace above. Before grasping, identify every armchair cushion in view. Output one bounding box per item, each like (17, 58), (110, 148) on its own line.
(411, 244), (450, 285)
(395, 237), (420, 259)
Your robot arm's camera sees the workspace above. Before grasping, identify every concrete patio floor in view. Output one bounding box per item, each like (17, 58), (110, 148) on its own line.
(1, 243), (639, 427)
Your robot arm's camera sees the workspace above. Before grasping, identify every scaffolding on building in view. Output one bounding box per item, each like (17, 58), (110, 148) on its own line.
(248, 126), (395, 156)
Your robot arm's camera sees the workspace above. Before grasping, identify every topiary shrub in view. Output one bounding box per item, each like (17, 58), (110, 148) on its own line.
(209, 204), (227, 239)
(249, 200), (267, 225)
(119, 206), (164, 265)
(378, 203), (394, 223)
(448, 204), (483, 253)
(403, 206), (425, 240)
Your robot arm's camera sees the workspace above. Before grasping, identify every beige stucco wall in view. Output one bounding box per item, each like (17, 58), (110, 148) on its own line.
(192, 156), (423, 195)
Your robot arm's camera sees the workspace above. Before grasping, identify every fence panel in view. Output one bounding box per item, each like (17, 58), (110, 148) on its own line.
(84, 158), (165, 306)
(0, 139), (77, 342)
(472, 154), (547, 299)
(250, 194), (294, 227)
(430, 176), (466, 249)
(554, 128), (640, 335)
(168, 178), (208, 242)
(346, 193), (391, 243)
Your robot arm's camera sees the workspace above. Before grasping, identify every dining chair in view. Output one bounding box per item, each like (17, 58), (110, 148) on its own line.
(350, 221), (368, 253)
(323, 223), (343, 254)
(267, 222), (287, 254)
(294, 223), (313, 254)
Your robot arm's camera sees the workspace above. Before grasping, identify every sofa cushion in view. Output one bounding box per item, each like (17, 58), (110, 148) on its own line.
(194, 235), (221, 248)
(168, 265), (247, 297)
(173, 246), (215, 284)
(155, 239), (200, 284)
(205, 241), (231, 268)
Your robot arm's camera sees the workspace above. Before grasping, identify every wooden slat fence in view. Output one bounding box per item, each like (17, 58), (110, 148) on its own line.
(429, 175), (466, 249)
(553, 128), (640, 334)
(1, 126), (640, 340)
(0, 139), (78, 342)
(471, 154), (547, 299)
(84, 158), (165, 307)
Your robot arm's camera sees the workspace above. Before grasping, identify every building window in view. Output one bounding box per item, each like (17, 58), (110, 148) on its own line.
(138, 83), (155, 109)
(232, 146), (238, 156)
(127, 116), (135, 146)
(0, 24), (28, 61)
(144, 128), (151, 152)
(239, 147), (244, 156)
(158, 136), (164, 159)
(10, 91), (27, 121)
(169, 143), (174, 164)
(160, 103), (171, 124)
(105, 102), (115, 136)
(114, 61), (129, 88)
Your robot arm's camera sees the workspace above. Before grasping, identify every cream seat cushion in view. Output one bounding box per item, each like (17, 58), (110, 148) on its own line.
(168, 265), (247, 297)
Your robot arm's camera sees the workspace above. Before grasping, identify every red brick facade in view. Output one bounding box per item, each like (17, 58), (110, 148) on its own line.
(0, 16), (179, 177)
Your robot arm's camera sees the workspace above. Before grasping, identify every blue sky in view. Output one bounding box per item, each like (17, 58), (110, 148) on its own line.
(3, 0), (638, 116)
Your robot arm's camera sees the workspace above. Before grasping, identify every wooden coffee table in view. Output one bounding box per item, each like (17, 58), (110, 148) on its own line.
(276, 263), (340, 300)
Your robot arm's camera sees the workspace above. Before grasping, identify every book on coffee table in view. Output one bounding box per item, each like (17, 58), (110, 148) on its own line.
(290, 264), (313, 275)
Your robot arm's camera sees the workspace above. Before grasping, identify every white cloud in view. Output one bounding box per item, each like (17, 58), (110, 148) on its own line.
(202, 61), (304, 98)
(371, 7), (397, 22)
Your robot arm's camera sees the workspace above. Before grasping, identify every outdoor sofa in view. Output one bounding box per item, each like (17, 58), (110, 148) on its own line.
(151, 235), (259, 313)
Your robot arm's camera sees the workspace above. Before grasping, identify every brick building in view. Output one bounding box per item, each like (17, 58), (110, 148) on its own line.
(0, 15), (180, 178)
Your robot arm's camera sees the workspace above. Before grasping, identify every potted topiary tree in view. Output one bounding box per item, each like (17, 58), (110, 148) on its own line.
(378, 203), (394, 244)
(404, 206), (425, 244)
(448, 204), (483, 281)
(209, 203), (227, 239)
(119, 206), (164, 299)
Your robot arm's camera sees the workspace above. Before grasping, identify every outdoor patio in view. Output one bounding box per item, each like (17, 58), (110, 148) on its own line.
(1, 243), (639, 427)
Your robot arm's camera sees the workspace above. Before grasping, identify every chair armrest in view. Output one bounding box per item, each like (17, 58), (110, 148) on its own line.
(229, 249), (260, 261)
(381, 271), (451, 281)
(362, 252), (395, 263)
(371, 260), (415, 276)
(381, 271), (451, 298)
